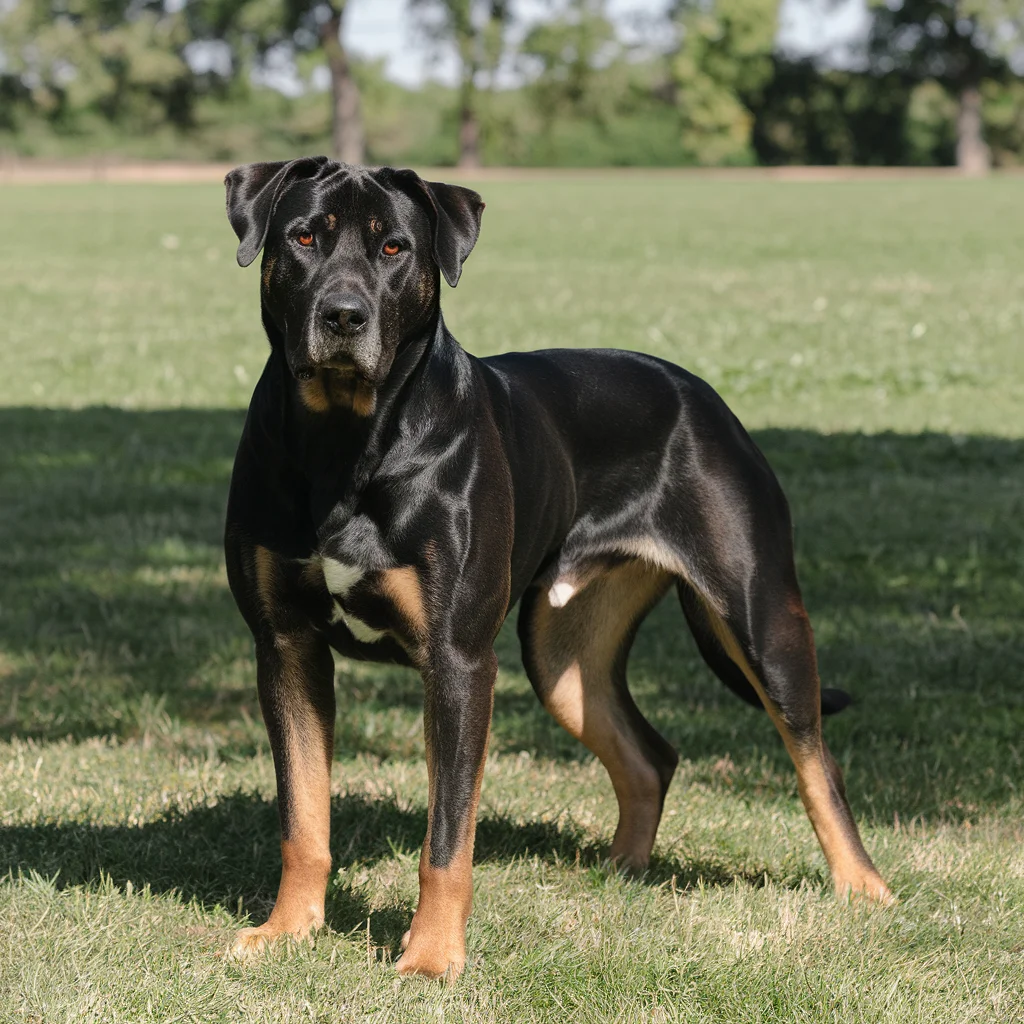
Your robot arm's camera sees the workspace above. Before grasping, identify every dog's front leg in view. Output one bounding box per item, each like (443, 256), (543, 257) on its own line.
(397, 648), (497, 982)
(231, 628), (336, 956)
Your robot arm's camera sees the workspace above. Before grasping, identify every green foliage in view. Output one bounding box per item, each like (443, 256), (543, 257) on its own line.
(982, 77), (1024, 165)
(753, 60), (918, 166)
(905, 80), (958, 165)
(3, 0), (1024, 165)
(752, 57), (1023, 168)
(672, 0), (778, 165)
(186, 0), (344, 64)
(0, 0), (194, 132)
(867, 0), (1024, 86)
(521, 0), (619, 127)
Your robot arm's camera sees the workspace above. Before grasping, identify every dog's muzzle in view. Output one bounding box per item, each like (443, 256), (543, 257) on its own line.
(294, 291), (381, 382)
(320, 292), (369, 337)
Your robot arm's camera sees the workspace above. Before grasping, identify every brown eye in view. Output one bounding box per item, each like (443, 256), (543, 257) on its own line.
(297, 232), (314, 246)
(382, 241), (401, 256)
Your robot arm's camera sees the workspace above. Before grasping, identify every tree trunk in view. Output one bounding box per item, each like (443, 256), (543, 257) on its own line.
(322, 6), (364, 165)
(956, 85), (990, 176)
(457, 72), (481, 169)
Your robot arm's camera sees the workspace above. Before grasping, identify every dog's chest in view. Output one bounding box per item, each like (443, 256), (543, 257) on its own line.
(314, 555), (425, 651)
(320, 558), (384, 642)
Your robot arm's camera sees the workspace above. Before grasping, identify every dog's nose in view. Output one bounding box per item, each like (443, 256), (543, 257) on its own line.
(321, 293), (369, 336)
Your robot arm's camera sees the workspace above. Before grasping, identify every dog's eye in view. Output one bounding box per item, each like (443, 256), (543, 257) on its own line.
(296, 231), (314, 247)
(382, 241), (401, 256)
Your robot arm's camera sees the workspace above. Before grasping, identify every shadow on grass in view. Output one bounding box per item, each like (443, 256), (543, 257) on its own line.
(0, 790), (768, 949)
(1, 406), (1023, 824)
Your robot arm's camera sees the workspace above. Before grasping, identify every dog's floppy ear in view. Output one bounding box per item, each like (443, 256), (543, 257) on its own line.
(393, 170), (485, 287)
(225, 156), (329, 268)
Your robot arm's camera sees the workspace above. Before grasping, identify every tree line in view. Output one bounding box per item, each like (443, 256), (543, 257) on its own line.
(1, 0), (1022, 171)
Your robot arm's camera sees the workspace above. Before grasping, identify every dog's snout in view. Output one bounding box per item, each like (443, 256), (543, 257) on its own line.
(321, 293), (369, 336)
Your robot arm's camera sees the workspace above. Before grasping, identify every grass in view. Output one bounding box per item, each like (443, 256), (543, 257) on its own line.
(1, 175), (1023, 1022)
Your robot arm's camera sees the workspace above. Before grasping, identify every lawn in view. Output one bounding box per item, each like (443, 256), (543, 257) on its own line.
(1, 175), (1023, 1023)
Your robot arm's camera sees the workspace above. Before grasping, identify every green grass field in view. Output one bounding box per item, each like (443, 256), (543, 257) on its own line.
(1, 176), (1023, 1022)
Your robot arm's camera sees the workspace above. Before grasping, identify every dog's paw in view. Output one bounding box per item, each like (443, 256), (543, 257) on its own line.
(395, 942), (465, 983)
(227, 922), (316, 960)
(835, 871), (895, 907)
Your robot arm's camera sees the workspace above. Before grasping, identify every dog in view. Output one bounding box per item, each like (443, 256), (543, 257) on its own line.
(222, 157), (892, 980)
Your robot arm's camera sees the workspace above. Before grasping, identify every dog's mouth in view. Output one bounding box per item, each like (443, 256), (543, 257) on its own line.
(293, 358), (389, 394)
(294, 356), (359, 382)
(322, 357), (360, 377)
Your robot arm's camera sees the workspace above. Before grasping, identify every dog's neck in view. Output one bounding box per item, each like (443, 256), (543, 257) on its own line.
(260, 307), (468, 515)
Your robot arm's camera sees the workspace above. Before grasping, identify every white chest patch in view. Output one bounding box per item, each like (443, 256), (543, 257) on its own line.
(321, 557), (386, 644)
(321, 558), (365, 598)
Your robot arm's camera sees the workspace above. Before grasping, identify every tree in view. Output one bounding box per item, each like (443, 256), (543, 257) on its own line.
(188, 0), (364, 163)
(520, 0), (621, 133)
(868, 0), (1024, 174)
(0, 0), (194, 132)
(314, 0), (364, 163)
(671, 0), (779, 165)
(411, 0), (512, 168)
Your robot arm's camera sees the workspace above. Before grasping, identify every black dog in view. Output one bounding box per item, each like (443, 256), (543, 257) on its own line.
(222, 157), (891, 979)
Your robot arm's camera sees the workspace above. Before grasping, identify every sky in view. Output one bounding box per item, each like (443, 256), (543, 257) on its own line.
(344, 0), (871, 88)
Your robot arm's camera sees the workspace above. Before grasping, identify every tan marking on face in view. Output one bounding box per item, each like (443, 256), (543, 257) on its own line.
(351, 380), (377, 417)
(699, 599), (892, 903)
(297, 374), (331, 414)
(417, 269), (434, 308)
(262, 254), (277, 290)
(302, 372), (378, 417)
(369, 217), (383, 234)
(295, 369), (378, 416)
(326, 213), (337, 230)
(382, 566), (426, 635)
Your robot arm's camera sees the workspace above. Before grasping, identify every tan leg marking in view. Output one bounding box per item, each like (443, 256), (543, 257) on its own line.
(230, 653), (334, 955)
(252, 544), (278, 615)
(381, 566), (426, 636)
(397, 698), (490, 982)
(232, 548), (335, 957)
(529, 559), (674, 870)
(396, 834), (476, 982)
(700, 599), (892, 904)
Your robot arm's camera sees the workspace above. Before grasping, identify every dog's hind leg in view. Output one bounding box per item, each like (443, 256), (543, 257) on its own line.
(677, 580), (851, 717)
(518, 559), (678, 870)
(681, 575), (892, 903)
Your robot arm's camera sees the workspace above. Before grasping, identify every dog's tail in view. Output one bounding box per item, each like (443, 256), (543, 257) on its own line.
(676, 580), (851, 717)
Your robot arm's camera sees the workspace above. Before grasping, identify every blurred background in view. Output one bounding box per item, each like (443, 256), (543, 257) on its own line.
(1, 0), (1022, 172)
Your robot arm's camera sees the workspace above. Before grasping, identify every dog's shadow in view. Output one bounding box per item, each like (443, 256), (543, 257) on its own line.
(0, 790), (785, 951)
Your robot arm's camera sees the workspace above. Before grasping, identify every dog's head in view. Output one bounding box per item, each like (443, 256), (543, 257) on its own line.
(225, 158), (484, 398)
